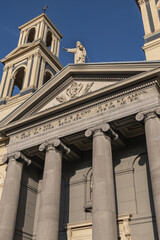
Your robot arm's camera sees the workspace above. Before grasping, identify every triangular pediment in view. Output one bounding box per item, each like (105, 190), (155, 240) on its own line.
(1, 42), (38, 63)
(1, 45), (29, 61)
(38, 77), (120, 113)
(0, 62), (160, 133)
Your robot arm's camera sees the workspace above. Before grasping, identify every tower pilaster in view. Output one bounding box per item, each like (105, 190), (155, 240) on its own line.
(137, 0), (160, 60)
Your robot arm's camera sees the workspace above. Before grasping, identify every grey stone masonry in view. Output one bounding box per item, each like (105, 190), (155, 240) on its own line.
(0, 152), (31, 240)
(85, 124), (118, 240)
(36, 139), (70, 240)
(136, 108), (160, 239)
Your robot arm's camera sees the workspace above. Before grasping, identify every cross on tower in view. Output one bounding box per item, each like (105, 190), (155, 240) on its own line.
(42, 6), (48, 13)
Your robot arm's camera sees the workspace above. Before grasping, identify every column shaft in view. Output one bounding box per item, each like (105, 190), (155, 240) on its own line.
(140, 2), (152, 36)
(36, 146), (62, 240)
(92, 130), (117, 240)
(0, 68), (7, 98)
(2, 66), (12, 98)
(56, 39), (60, 58)
(0, 158), (23, 240)
(29, 53), (41, 88)
(23, 56), (33, 89)
(149, 0), (160, 31)
(38, 58), (46, 88)
(144, 114), (160, 237)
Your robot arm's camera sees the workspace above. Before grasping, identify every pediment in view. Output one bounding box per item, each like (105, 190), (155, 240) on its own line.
(1, 43), (35, 62)
(0, 62), (159, 133)
(38, 78), (119, 113)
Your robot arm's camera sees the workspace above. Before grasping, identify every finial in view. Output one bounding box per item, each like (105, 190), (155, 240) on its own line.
(42, 5), (48, 13)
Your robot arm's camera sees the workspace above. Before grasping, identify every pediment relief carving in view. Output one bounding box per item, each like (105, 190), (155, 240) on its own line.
(38, 79), (117, 113)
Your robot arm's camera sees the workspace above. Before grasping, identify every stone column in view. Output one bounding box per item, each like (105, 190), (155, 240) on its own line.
(138, 0), (151, 36)
(149, 0), (160, 32)
(85, 124), (118, 240)
(36, 139), (70, 240)
(0, 152), (31, 240)
(136, 108), (160, 238)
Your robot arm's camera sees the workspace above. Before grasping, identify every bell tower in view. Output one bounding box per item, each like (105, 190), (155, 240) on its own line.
(137, 0), (160, 60)
(0, 13), (63, 107)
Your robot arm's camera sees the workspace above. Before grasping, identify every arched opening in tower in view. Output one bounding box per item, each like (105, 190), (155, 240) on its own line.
(11, 67), (25, 96)
(27, 28), (35, 43)
(46, 30), (52, 50)
(43, 71), (52, 84)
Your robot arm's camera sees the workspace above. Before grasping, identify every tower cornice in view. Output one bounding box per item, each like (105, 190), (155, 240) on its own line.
(0, 40), (63, 70)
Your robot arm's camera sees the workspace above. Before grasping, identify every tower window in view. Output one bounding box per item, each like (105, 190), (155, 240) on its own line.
(43, 71), (52, 84)
(27, 28), (35, 43)
(12, 67), (25, 96)
(46, 30), (52, 49)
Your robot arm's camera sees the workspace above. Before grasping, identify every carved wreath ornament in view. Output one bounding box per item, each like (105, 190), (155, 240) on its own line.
(56, 81), (94, 103)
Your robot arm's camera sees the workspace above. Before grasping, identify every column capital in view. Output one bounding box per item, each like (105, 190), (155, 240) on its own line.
(39, 139), (70, 155)
(2, 152), (31, 165)
(85, 123), (118, 141)
(136, 107), (160, 122)
(137, 0), (151, 6)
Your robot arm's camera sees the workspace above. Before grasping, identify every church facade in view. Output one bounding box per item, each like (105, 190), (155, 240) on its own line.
(0, 1), (160, 240)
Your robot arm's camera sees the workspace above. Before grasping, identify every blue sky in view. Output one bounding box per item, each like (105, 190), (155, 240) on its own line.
(0, 0), (145, 81)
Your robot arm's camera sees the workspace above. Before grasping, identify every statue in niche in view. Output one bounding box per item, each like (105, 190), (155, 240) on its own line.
(63, 41), (87, 63)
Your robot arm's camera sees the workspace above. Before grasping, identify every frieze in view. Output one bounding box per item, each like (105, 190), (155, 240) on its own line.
(14, 89), (148, 141)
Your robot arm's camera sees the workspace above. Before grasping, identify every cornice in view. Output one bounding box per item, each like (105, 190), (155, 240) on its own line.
(0, 68), (159, 135)
(0, 40), (63, 70)
(0, 63), (159, 130)
(0, 64), (159, 129)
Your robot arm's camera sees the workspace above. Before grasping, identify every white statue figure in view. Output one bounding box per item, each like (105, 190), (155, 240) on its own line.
(63, 41), (87, 64)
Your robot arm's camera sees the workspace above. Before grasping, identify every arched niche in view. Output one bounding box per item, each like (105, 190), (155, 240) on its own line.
(27, 27), (36, 43)
(43, 71), (53, 84)
(11, 67), (25, 96)
(46, 30), (52, 50)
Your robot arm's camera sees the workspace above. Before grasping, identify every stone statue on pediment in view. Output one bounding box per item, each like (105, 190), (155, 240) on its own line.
(63, 41), (87, 64)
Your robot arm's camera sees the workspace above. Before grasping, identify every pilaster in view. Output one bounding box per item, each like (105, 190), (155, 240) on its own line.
(39, 20), (45, 40)
(23, 55), (33, 89)
(2, 65), (13, 98)
(149, 0), (160, 31)
(38, 57), (46, 88)
(0, 67), (8, 98)
(29, 52), (41, 88)
(138, 0), (152, 36)
(43, 23), (48, 42)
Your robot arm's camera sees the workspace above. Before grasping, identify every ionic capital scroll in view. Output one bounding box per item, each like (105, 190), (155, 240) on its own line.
(39, 139), (70, 155)
(85, 123), (118, 141)
(137, 0), (150, 6)
(136, 107), (160, 122)
(2, 152), (31, 165)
